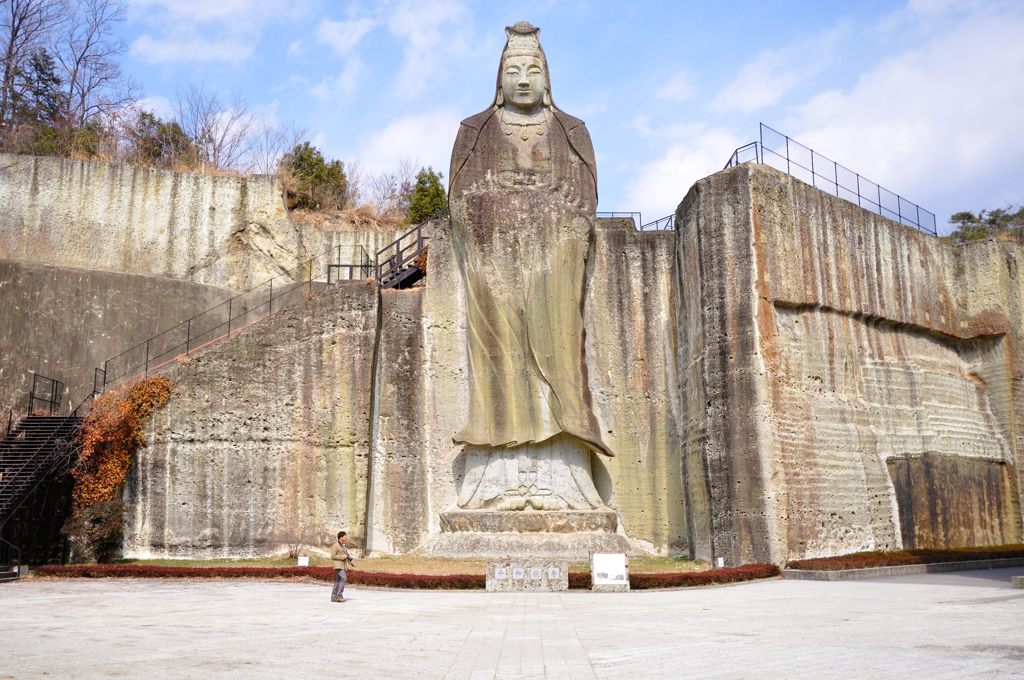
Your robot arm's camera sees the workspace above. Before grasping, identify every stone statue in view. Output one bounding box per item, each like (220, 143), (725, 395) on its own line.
(449, 21), (612, 512)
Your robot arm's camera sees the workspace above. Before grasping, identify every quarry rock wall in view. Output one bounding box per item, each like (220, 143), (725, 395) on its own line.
(0, 260), (235, 411)
(124, 218), (687, 557)
(124, 282), (378, 557)
(0, 154), (403, 292)
(678, 164), (1024, 566)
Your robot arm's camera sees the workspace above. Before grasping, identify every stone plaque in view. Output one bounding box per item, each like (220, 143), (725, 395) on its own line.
(487, 560), (569, 592)
(591, 553), (629, 592)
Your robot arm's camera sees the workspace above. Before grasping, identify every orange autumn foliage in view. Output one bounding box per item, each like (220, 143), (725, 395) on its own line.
(72, 377), (175, 510)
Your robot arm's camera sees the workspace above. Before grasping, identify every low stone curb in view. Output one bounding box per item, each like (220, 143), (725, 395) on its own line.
(782, 557), (1024, 581)
(1012, 576), (1024, 589)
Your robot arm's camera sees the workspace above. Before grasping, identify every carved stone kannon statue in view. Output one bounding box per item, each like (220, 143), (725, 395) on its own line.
(449, 21), (612, 512)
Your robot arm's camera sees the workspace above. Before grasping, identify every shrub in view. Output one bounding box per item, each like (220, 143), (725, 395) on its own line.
(629, 564), (780, 589)
(65, 376), (174, 561)
(33, 563), (782, 589)
(787, 545), (1024, 571)
(72, 377), (175, 510)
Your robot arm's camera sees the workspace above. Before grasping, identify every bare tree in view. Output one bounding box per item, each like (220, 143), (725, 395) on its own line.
(52, 0), (135, 128)
(176, 82), (256, 172)
(0, 0), (64, 129)
(345, 159), (373, 207)
(366, 157), (416, 219)
(246, 118), (304, 175)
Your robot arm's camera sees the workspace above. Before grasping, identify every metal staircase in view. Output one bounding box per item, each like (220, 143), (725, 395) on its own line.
(0, 375), (84, 574)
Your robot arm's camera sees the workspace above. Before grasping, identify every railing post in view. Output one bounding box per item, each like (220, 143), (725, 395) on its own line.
(877, 185), (882, 216)
(810, 150), (816, 188)
(834, 163), (839, 196)
(103, 360), (108, 391)
(897, 196), (902, 224)
(916, 205), (921, 231)
(227, 299), (232, 336)
(186, 319), (191, 355)
(785, 135), (790, 174)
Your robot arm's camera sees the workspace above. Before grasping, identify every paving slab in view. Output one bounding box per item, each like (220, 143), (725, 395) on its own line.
(2, 569), (1023, 679)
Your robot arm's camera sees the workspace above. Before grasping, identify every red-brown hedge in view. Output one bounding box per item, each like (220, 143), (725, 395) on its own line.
(787, 545), (1024, 571)
(34, 563), (781, 589)
(33, 564), (487, 588)
(629, 563), (780, 589)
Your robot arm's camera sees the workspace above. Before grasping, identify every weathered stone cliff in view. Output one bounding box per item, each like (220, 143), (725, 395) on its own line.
(678, 164), (1023, 565)
(125, 217), (687, 557)
(0, 260), (235, 411)
(124, 282), (378, 557)
(0, 154), (404, 292)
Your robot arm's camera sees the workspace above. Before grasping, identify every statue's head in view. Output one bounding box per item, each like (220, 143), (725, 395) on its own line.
(494, 21), (553, 113)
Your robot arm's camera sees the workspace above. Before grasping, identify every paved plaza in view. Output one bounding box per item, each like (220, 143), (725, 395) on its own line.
(2, 568), (1023, 679)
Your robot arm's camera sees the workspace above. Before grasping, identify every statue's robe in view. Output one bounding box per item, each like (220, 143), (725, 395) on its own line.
(449, 106), (612, 468)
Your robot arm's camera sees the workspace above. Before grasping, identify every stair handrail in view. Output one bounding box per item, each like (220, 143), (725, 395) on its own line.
(5, 372), (65, 436)
(0, 411), (84, 531)
(374, 207), (447, 283)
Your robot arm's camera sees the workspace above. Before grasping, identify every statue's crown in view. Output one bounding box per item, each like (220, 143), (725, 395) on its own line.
(504, 21), (542, 56)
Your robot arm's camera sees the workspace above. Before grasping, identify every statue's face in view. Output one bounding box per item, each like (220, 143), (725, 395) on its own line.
(501, 54), (546, 113)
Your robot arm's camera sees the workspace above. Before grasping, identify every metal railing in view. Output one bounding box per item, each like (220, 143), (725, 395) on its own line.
(725, 123), (937, 235)
(377, 219), (430, 287)
(327, 246), (373, 283)
(597, 212), (676, 231)
(597, 212), (643, 227)
(5, 373), (64, 436)
(93, 209), (449, 393)
(94, 244), (371, 392)
(640, 215), (674, 231)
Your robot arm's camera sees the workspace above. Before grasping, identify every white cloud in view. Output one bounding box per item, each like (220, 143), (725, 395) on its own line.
(711, 24), (849, 114)
(317, 16), (376, 56)
(136, 95), (174, 119)
(655, 72), (693, 102)
(131, 34), (252, 64)
(785, 3), (1024, 225)
(623, 124), (746, 222)
(287, 40), (303, 57)
(353, 109), (461, 175)
(387, 0), (473, 98)
(125, 0), (307, 64)
(310, 57), (365, 100)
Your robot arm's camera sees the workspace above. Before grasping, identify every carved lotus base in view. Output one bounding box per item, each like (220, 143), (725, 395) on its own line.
(422, 509), (631, 559)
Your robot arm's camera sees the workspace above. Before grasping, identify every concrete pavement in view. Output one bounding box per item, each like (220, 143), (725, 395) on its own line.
(2, 568), (1022, 679)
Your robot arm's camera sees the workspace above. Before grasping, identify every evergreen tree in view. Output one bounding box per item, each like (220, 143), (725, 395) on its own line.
(281, 141), (348, 211)
(13, 48), (65, 127)
(948, 205), (1024, 243)
(405, 167), (447, 225)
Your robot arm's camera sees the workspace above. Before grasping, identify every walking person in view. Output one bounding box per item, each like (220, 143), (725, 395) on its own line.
(330, 531), (355, 603)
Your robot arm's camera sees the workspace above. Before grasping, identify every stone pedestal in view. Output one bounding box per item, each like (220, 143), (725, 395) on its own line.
(422, 509), (631, 559)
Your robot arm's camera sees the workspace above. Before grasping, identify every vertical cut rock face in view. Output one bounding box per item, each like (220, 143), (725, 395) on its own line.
(124, 283), (378, 557)
(0, 154), (405, 292)
(585, 220), (687, 553)
(678, 163), (1024, 565)
(0, 260), (235, 410)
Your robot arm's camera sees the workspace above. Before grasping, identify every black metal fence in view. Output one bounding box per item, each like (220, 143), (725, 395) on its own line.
(597, 212), (675, 231)
(5, 374), (64, 435)
(725, 123), (937, 235)
(93, 209), (449, 394)
(94, 244), (374, 392)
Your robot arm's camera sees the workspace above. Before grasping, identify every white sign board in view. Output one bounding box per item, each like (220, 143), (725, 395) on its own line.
(297, 556), (309, 567)
(591, 553), (628, 589)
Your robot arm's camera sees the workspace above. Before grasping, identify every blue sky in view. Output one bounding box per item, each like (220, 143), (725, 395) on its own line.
(118, 0), (1024, 231)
